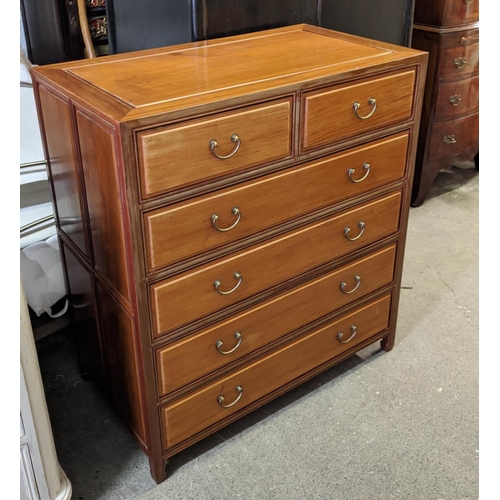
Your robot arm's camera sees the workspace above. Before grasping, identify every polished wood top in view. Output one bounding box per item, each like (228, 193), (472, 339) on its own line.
(32, 25), (426, 123)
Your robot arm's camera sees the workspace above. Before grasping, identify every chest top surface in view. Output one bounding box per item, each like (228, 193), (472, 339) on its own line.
(32, 25), (424, 122)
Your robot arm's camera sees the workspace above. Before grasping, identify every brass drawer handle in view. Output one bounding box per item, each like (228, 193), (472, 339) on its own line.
(443, 135), (457, 145)
(460, 37), (467, 45)
(210, 134), (241, 159)
(449, 94), (462, 106)
(211, 207), (241, 232)
(344, 221), (365, 241)
(464, 0), (473, 5)
(454, 57), (467, 69)
(348, 162), (371, 183)
(336, 325), (358, 344)
(353, 97), (377, 120)
(218, 385), (243, 408)
(216, 331), (242, 355)
(340, 275), (362, 294)
(214, 272), (242, 295)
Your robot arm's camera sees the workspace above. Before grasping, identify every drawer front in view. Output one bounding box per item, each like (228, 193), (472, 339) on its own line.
(162, 294), (392, 448)
(437, 44), (479, 82)
(434, 76), (478, 120)
(145, 132), (409, 271)
(301, 69), (415, 151)
(440, 28), (479, 50)
(150, 190), (402, 335)
(156, 244), (397, 396)
(137, 99), (292, 198)
(428, 113), (478, 162)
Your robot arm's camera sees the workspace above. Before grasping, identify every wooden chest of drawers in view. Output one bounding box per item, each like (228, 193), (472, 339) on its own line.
(31, 25), (427, 483)
(411, 0), (479, 206)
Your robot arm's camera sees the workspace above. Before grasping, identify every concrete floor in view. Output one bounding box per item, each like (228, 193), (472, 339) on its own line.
(36, 163), (479, 500)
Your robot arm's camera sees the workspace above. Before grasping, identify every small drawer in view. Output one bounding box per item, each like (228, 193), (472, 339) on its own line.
(428, 113), (478, 162)
(301, 69), (415, 152)
(161, 294), (392, 449)
(156, 244), (397, 396)
(150, 190), (402, 335)
(434, 76), (478, 121)
(440, 28), (479, 50)
(437, 43), (479, 82)
(137, 98), (292, 198)
(144, 132), (409, 271)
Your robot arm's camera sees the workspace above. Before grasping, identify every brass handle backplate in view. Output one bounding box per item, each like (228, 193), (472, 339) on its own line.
(216, 331), (242, 355)
(344, 221), (366, 241)
(464, 0), (473, 5)
(353, 97), (377, 120)
(218, 385), (243, 408)
(336, 325), (358, 344)
(460, 37), (467, 45)
(211, 207), (241, 232)
(340, 275), (362, 295)
(348, 162), (371, 183)
(214, 272), (243, 295)
(210, 134), (241, 159)
(449, 94), (462, 106)
(443, 135), (457, 145)
(454, 57), (467, 69)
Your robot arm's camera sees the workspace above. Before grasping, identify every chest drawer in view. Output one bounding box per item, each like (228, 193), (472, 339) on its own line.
(156, 244), (397, 396)
(144, 132), (409, 271)
(137, 98), (292, 198)
(428, 113), (478, 161)
(301, 69), (415, 152)
(161, 293), (391, 448)
(437, 43), (479, 82)
(150, 190), (402, 335)
(434, 76), (478, 120)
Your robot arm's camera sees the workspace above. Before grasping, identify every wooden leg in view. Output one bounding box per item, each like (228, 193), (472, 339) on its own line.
(380, 335), (394, 352)
(411, 162), (442, 207)
(149, 456), (168, 484)
(474, 152), (479, 170)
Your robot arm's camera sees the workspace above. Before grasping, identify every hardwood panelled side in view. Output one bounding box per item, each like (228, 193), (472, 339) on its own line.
(61, 241), (106, 391)
(98, 283), (147, 448)
(37, 86), (88, 257)
(76, 111), (131, 303)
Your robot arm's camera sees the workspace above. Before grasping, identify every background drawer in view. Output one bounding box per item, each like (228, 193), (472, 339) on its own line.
(414, 0), (478, 27)
(428, 113), (478, 162)
(137, 98), (292, 198)
(434, 76), (478, 120)
(301, 69), (415, 151)
(144, 132), (409, 271)
(161, 294), (392, 449)
(150, 191), (402, 335)
(156, 244), (397, 395)
(437, 44), (478, 81)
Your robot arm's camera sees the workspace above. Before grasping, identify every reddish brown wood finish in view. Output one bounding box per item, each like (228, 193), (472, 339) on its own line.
(411, 14), (478, 207)
(37, 86), (89, 257)
(150, 191), (402, 335)
(301, 70), (416, 151)
(144, 132), (409, 271)
(414, 0), (479, 28)
(30, 25), (427, 484)
(162, 294), (392, 448)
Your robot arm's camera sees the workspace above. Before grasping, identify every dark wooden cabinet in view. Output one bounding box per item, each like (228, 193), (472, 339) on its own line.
(411, 0), (479, 206)
(22, 0), (416, 65)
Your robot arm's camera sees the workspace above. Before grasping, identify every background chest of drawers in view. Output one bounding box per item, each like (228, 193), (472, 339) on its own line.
(32, 25), (427, 483)
(411, 0), (479, 206)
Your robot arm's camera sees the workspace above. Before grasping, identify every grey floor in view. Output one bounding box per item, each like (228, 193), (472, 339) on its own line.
(36, 163), (479, 500)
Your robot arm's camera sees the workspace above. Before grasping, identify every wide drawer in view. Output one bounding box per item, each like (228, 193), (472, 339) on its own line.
(137, 98), (292, 198)
(414, 0), (478, 27)
(437, 43), (479, 82)
(434, 76), (478, 120)
(156, 244), (397, 396)
(301, 69), (415, 151)
(428, 113), (478, 162)
(161, 294), (392, 449)
(150, 190), (402, 335)
(144, 132), (409, 271)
